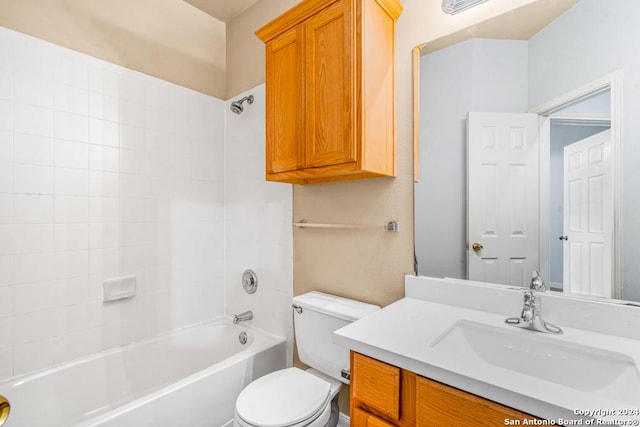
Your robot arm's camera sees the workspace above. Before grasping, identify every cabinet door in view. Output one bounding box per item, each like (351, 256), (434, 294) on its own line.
(416, 376), (534, 426)
(265, 26), (305, 174)
(304, 0), (356, 169)
(353, 408), (397, 427)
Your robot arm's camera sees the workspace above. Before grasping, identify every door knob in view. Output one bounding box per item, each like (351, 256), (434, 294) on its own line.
(558, 235), (568, 241)
(471, 243), (483, 252)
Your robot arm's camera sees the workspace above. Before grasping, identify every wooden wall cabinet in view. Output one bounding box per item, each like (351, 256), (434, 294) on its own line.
(351, 352), (536, 426)
(256, 0), (402, 185)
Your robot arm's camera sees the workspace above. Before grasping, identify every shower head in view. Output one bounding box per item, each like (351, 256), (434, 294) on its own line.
(230, 95), (254, 115)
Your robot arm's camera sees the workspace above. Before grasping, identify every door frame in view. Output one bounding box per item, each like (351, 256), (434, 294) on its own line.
(530, 70), (623, 299)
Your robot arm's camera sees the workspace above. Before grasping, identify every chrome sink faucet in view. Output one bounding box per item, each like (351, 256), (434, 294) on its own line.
(505, 272), (563, 334)
(233, 310), (253, 324)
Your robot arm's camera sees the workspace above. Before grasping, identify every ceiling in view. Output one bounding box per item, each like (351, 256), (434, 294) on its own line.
(183, 0), (260, 22)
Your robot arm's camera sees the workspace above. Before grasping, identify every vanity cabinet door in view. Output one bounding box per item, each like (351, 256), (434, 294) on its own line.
(415, 376), (534, 426)
(352, 408), (397, 427)
(351, 352), (401, 420)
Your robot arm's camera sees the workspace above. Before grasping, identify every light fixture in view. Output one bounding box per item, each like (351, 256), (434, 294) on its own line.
(442, 0), (489, 15)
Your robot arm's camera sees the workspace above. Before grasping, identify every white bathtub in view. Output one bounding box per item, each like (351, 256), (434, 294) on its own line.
(0, 319), (286, 427)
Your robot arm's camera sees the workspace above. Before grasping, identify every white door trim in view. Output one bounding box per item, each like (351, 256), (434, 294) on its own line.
(530, 70), (623, 299)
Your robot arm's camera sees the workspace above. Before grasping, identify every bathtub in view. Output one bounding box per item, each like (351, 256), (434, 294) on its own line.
(0, 319), (286, 427)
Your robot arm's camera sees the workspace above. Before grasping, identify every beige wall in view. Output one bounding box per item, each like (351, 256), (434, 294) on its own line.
(0, 0), (226, 98)
(225, 0), (300, 98)
(227, 0), (541, 308)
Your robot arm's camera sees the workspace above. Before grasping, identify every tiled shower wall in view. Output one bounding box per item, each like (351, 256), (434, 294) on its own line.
(224, 84), (294, 366)
(0, 27), (227, 380)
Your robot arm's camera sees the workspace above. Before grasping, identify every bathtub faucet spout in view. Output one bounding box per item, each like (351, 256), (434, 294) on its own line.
(233, 310), (253, 324)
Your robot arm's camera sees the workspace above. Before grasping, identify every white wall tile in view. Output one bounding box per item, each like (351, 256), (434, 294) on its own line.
(53, 250), (89, 279)
(54, 196), (88, 223)
(55, 83), (88, 116)
(0, 287), (12, 318)
(120, 173), (146, 198)
(13, 224), (54, 254)
(54, 54), (89, 89)
(13, 282), (55, 315)
(13, 252), (55, 284)
(0, 100), (11, 131)
(55, 168), (89, 196)
(89, 92), (119, 122)
(14, 194), (54, 223)
(0, 224), (11, 255)
(89, 248), (120, 276)
(120, 124), (145, 151)
(52, 277), (89, 307)
(0, 255), (13, 286)
(146, 105), (170, 132)
(89, 65), (119, 97)
(89, 118), (119, 147)
(120, 100), (145, 127)
(120, 198), (146, 222)
(13, 74), (53, 108)
(120, 222), (147, 247)
(54, 139), (88, 169)
(14, 36), (54, 80)
(146, 129), (171, 152)
(0, 347), (12, 381)
(148, 150), (170, 177)
(0, 131), (11, 161)
(54, 223), (89, 251)
(0, 194), (11, 223)
(90, 144), (119, 172)
(53, 327), (101, 363)
(0, 69), (11, 100)
(13, 104), (53, 137)
(0, 317), (12, 349)
(120, 246), (147, 272)
(89, 170), (119, 197)
(55, 302), (101, 336)
(55, 111), (89, 142)
(14, 133), (54, 166)
(120, 149), (146, 175)
(14, 164), (54, 194)
(89, 197), (119, 223)
(119, 74), (146, 103)
(0, 162), (12, 193)
(89, 223), (119, 249)
(13, 339), (54, 375)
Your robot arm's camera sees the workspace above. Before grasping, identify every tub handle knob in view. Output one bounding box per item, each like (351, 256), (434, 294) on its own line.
(0, 395), (10, 427)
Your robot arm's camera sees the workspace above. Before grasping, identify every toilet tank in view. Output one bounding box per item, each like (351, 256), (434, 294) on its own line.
(292, 291), (379, 384)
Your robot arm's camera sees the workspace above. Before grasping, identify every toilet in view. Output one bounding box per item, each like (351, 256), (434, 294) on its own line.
(233, 291), (379, 427)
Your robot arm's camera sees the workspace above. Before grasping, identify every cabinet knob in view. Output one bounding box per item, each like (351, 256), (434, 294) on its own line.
(471, 243), (483, 252)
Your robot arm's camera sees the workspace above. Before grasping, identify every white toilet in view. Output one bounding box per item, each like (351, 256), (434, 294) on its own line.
(233, 291), (379, 427)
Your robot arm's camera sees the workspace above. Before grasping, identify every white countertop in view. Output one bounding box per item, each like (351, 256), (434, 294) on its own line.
(334, 297), (640, 423)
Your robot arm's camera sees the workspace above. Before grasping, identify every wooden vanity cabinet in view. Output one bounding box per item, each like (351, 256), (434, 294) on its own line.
(255, 0), (402, 185)
(351, 352), (535, 426)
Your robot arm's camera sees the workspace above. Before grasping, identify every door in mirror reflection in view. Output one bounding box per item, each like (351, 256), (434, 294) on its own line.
(467, 112), (540, 286)
(563, 129), (612, 297)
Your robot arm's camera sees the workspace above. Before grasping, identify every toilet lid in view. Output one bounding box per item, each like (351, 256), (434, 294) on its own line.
(236, 367), (331, 427)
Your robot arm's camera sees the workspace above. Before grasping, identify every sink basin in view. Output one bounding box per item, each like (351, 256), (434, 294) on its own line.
(431, 320), (640, 402)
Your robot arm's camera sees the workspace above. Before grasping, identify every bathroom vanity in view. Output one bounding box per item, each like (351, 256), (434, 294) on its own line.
(335, 276), (640, 425)
(350, 352), (533, 426)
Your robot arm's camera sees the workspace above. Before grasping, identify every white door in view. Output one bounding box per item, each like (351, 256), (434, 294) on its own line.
(563, 129), (612, 297)
(467, 112), (540, 286)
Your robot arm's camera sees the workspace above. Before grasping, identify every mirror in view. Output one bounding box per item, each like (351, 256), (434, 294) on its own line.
(414, 0), (640, 303)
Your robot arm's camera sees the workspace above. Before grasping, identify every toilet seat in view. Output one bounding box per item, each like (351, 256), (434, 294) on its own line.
(235, 368), (331, 427)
